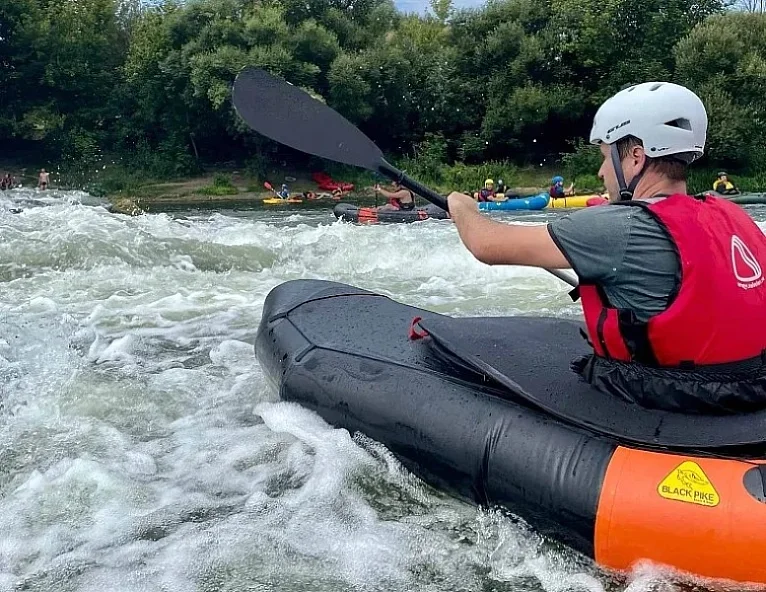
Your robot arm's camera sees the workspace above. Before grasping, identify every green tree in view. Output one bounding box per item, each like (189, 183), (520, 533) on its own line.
(429, 0), (453, 23)
(674, 12), (766, 168)
(1, 0), (762, 184)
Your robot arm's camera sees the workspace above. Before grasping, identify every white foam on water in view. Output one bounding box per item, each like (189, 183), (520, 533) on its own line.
(0, 190), (764, 591)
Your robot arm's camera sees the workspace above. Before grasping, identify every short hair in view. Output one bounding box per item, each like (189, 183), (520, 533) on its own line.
(616, 135), (687, 182)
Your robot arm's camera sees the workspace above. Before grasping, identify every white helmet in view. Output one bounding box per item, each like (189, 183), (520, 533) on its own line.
(589, 82), (707, 164)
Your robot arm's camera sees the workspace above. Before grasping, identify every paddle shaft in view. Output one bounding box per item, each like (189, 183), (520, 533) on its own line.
(379, 163), (578, 286)
(382, 164), (579, 287)
(546, 268), (578, 287)
(264, 182), (286, 199)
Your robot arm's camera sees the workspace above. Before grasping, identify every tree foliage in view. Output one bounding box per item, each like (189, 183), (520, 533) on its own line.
(2, 0), (764, 176)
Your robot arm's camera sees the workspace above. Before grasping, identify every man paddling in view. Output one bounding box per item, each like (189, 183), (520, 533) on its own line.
(447, 82), (766, 414)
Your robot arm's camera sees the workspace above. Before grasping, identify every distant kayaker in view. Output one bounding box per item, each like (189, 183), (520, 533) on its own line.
(375, 181), (415, 211)
(447, 82), (766, 414)
(713, 171), (738, 195)
(550, 175), (574, 198)
(474, 179), (495, 202)
(278, 183), (289, 199)
(38, 169), (50, 190)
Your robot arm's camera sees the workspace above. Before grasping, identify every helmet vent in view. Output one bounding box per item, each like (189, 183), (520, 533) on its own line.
(665, 117), (692, 130)
(649, 83), (664, 91)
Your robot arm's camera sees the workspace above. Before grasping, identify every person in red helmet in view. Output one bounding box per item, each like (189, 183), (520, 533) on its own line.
(446, 81), (766, 414)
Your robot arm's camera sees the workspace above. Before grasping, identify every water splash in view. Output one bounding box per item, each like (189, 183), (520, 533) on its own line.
(0, 189), (763, 591)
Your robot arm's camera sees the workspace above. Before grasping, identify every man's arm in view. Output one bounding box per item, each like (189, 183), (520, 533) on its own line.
(377, 187), (409, 200)
(448, 192), (571, 269)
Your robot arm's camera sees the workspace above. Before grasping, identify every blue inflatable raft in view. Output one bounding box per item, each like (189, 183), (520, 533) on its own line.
(478, 193), (550, 211)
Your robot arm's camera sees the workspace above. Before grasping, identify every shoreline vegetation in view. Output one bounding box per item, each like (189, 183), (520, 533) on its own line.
(3, 158), (766, 216)
(3, 0), (766, 213)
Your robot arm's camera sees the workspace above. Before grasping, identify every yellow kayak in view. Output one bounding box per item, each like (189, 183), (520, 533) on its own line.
(262, 197), (304, 205)
(546, 194), (604, 209)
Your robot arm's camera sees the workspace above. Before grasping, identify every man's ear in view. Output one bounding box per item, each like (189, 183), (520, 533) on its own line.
(632, 145), (645, 170)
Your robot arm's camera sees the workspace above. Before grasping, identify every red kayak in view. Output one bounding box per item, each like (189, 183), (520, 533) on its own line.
(312, 171), (354, 192)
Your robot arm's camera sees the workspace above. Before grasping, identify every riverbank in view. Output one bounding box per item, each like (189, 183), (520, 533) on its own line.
(104, 172), (377, 214)
(4, 158), (765, 216)
(88, 166), (559, 214)
(99, 161), (581, 213)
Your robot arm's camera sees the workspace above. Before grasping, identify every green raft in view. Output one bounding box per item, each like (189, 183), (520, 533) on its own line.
(703, 190), (766, 205)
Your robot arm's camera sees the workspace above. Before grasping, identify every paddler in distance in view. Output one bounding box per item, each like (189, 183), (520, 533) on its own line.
(550, 175), (575, 198)
(474, 179), (495, 202)
(446, 82), (766, 414)
(374, 180), (415, 212)
(713, 171), (738, 195)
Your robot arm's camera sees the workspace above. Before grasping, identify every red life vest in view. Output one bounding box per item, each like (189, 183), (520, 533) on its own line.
(477, 189), (494, 202)
(579, 194), (766, 367)
(550, 184), (565, 198)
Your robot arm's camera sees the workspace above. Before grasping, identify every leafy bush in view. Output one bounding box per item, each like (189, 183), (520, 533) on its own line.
(561, 140), (603, 179)
(212, 173), (234, 188)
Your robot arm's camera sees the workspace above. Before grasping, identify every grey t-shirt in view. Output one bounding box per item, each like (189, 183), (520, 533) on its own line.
(547, 204), (680, 322)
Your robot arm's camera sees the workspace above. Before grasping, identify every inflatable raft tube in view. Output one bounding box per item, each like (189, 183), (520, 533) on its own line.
(700, 191), (766, 205)
(478, 193), (549, 211)
(728, 194), (766, 205)
(256, 279), (766, 586)
(547, 194), (605, 209)
(333, 202), (449, 224)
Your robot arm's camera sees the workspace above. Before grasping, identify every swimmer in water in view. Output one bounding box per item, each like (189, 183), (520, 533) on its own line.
(38, 169), (50, 190)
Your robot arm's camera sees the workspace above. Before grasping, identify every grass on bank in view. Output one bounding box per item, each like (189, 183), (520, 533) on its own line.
(197, 173), (239, 196)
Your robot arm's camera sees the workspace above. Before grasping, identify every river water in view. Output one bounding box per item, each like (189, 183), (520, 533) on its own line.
(1, 188), (764, 592)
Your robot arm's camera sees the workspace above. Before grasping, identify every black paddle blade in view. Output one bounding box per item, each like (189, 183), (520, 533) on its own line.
(232, 67), (449, 212)
(232, 68), (383, 171)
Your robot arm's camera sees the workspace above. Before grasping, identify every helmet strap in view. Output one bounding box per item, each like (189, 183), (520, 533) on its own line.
(610, 143), (646, 201)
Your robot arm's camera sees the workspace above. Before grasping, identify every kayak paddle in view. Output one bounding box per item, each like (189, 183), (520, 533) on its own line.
(231, 67), (577, 288)
(232, 67), (447, 211)
(264, 181), (286, 199)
